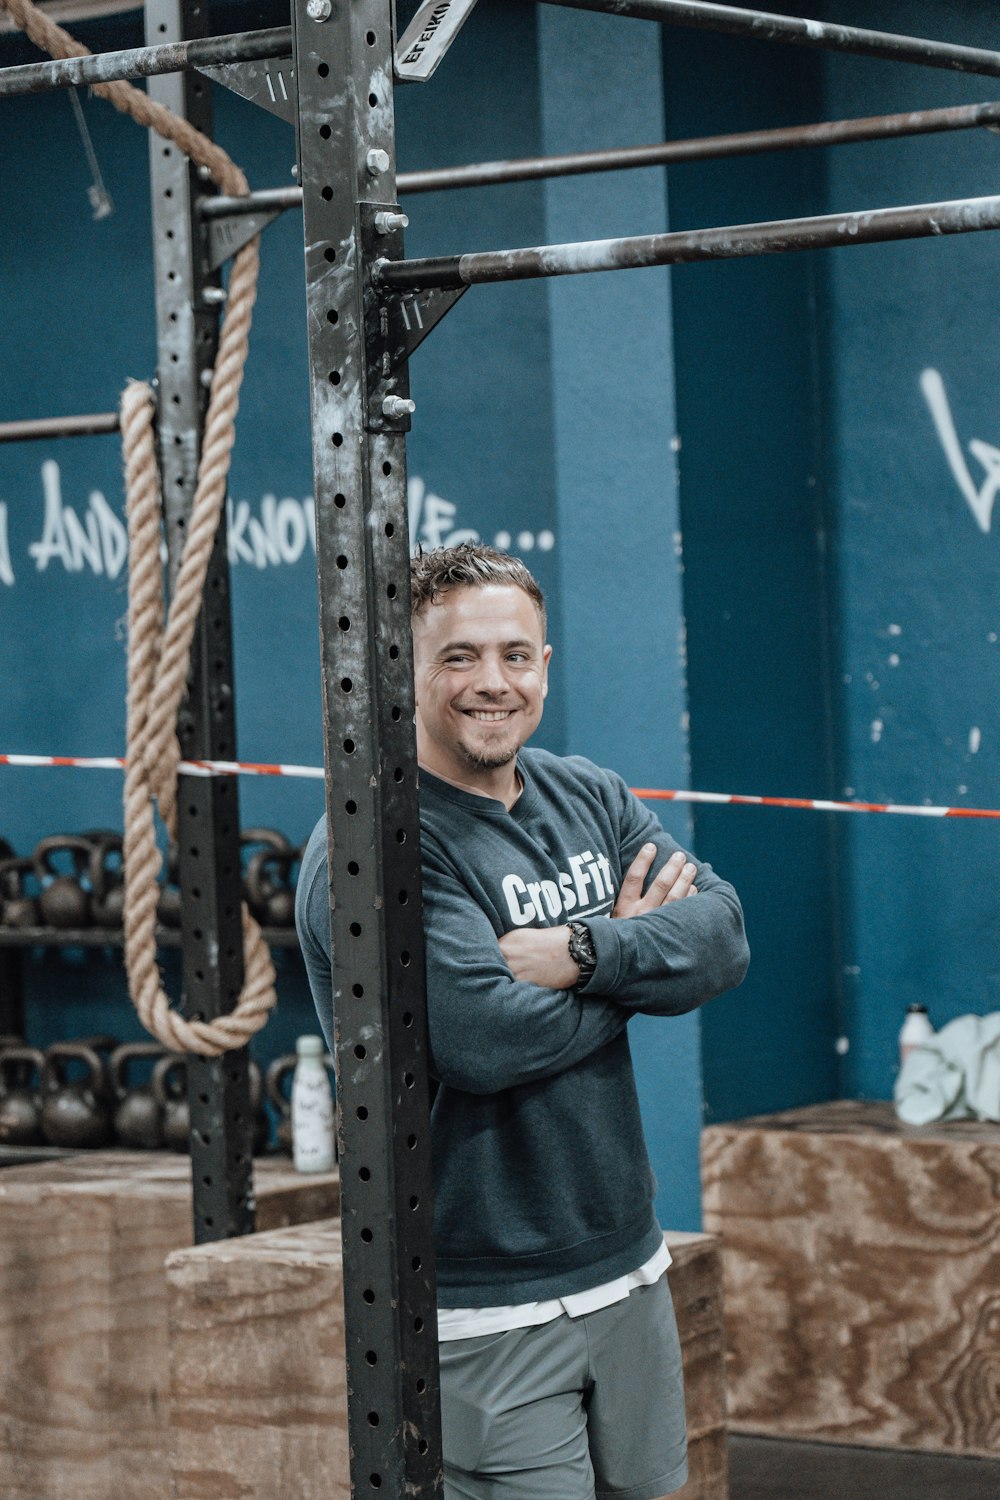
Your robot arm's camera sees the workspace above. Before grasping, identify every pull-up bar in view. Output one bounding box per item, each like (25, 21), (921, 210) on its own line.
(0, 411), (120, 443)
(542, 0), (1000, 81)
(1, 3), (1000, 97)
(0, 23), (290, 95)
(197, 98), (1000, 220)
(375, 192), (1000, 289)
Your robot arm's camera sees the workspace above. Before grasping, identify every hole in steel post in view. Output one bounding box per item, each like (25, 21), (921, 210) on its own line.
(396, 830), (406, 844)
(348, 861), (360, 876)
(389, 645), (400, 660)
(341, 678), (352, 693)
(350, 922), (361, 936)
(203, 1175), (213, 1188)
(336, 554), (348, 569)
(400, 951), (411, 966)
(404, 1072), (415, 1088)
(412, 1255), (421, 1270)
(357, 1106), (368, 1120)
(363, 1288), (375, 1304)
(416, 1378), (426, 1393)
(368, 93), (378, 106)
(387, 583), (397, 599)
(384, 522), (394, 537)
(345, 800), (357, 814)
(366, 29), (376, 43)
(361, 1227), (373, 1243)
(394, 769), (404, 783)
(370, 1477), (381, 1490)
(324, 248), (337, 263)
(382, 461), (392, 475)
(359, 1167), (371, 1181)
(352, 985), (364, 999)
(321, 186), (333, 201)
(344, 739), (355, 754)
(366, 1349), (378, 1365)
(418, 1439), (428, 1454)
(391, 706), (401, 721)
(410, 1196), (420, 1210)
(318, 62), (329, 77)
(368, 1411), (380, 1427)
(320, 124), (332, 139)
(334, 492), (346, 508)
(407, 1134), (417, 1149)
(204, 1215), (214, 1228)
(329, 371), (341, 385)
(414, 1316), (424, 1331)
(398, 890), (408, 904)
(327, 309), (339, 325)
(332, 433), (343, 447)
(198, 1092), (209, 1105)
(403, 1012), (413, 1027)
(338, 616), (351, 631)
(354, 1041), (366, 1055)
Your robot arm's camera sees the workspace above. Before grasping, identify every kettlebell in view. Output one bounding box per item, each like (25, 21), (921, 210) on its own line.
(33, 836), (93, 930)
(241, 828), (293, 923)
(156, 844), (181, 930)
(245, 849), (297, 929)
(0, 856), (40, 929)
(110, 1043), (165, 1150)
(0, 1046), (46, 1147)
(152, 1054), (190, 1152)
(86, 831), (125, 929)
(41, 1042), (114, 1148)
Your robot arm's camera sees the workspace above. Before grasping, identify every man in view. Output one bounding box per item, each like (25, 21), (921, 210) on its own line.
(297, 543), (749, 1500)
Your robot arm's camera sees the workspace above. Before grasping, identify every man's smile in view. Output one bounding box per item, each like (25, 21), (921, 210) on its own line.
(462, 708), (515, 722)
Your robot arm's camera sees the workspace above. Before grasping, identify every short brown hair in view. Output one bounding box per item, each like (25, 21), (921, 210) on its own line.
(410, 543), (546, 626)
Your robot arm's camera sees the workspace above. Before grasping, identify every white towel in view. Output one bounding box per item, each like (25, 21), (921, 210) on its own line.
(894, 1012), (1000, 1125)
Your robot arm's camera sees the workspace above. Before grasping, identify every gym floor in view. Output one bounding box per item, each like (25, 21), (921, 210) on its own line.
(729, 1436), (1000, 1499)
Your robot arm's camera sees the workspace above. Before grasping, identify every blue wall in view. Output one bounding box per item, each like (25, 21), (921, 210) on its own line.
(815, 0), (1000, 1097)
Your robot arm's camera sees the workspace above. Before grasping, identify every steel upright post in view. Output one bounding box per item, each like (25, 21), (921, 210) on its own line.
(145, 0), (256, 1244)
(292, 0), (443, 1492)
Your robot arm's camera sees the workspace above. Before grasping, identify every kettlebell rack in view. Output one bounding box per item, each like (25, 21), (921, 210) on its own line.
(4, 0), (1000, 1493)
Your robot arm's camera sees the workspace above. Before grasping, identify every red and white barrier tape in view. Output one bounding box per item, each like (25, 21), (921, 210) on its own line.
(1, 754), (997, 819)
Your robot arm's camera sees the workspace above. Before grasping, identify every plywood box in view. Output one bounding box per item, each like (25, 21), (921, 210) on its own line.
(0, 1151), (339, 1500)
(702, 1099), (1000, 1456)
(166, 1225), (728, 1500)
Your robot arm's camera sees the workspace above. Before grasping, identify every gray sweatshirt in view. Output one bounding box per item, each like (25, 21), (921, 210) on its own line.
(296, 747), (749, 1306)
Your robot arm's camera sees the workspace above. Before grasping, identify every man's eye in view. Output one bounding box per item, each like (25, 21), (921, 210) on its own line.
(507, 653), (528, 663)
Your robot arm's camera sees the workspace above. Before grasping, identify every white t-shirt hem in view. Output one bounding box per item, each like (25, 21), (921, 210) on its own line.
(437, 1238), (672, 1342)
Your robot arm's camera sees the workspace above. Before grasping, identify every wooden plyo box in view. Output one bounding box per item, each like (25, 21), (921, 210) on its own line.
(0, 1152), (339, 1500)
(702, 1100), (1000, 1457)
(166, 1224), (727, 1500)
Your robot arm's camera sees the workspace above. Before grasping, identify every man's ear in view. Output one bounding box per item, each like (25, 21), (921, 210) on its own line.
(541, 642), (553, 698)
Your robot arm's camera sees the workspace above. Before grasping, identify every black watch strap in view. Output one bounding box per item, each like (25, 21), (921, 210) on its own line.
(567, 920), (598, 981)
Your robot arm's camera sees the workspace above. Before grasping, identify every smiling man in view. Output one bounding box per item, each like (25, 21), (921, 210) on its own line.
(296, 543), (749, 1500)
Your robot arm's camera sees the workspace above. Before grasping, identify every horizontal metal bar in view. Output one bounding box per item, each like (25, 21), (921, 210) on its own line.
(399, 100), (1000, 191)
(374, 193), (1000, 289)
(0, 411), (120, 443)
(539, 0), (1000, 81)
(0, 25), (291, 97)
(200, 185), (302, 219)
(201, 100), (1000, 223)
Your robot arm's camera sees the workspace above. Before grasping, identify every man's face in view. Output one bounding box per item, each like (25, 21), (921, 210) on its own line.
(412, 584), (551, 787)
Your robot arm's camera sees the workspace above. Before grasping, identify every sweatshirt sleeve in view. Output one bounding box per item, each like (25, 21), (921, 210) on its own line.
(579, 776), (750, 1015)
(422, 849), (630, 1095)
(294, 821), (335, 1053)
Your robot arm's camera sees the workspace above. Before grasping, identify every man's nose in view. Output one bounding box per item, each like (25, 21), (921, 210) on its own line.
(472, 655), (507, 695)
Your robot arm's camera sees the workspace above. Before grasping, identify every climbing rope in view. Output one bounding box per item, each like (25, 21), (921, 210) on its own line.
(3, 0), (277, 1054)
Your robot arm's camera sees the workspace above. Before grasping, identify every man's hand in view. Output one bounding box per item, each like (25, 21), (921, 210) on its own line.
(498, 925), (579, 990)
(612, 845), (697, 919)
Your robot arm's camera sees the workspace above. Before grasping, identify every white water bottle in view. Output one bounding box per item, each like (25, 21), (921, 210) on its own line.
(291, 1034), (336, 1173)
(899, 1004), (934, 1068)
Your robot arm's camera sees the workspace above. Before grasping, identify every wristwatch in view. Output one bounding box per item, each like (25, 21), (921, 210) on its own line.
(567, 921), (598, 983)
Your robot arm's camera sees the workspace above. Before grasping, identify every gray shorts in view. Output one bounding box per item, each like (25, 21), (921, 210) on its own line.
(438, 1276), (687, 1500)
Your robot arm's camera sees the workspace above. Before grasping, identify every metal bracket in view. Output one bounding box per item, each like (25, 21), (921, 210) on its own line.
(206, 206), (284, 270)
(394, 0), (479, 82)
(362, 201), (466, 430)
(196, 56), (296, 123)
